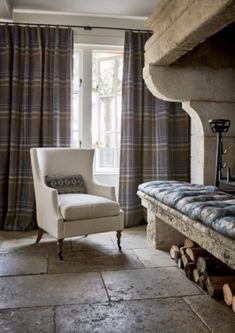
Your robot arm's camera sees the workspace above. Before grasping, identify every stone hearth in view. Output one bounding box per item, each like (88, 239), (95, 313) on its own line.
(144, 0), (235, 184)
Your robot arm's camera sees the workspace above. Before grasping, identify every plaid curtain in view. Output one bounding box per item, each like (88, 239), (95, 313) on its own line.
(119, 31), (190, 227)
(0, 25), (73, 231)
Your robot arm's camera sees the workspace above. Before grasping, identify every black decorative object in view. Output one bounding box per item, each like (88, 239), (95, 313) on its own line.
(209, 119), (235, 189)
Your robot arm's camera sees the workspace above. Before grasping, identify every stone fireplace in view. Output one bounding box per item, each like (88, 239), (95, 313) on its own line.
(144, 0), (235, 185)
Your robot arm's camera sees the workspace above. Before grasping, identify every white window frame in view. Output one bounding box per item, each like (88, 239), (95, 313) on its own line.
(73, 44), (123, 175)
(93, 51), (123, 174)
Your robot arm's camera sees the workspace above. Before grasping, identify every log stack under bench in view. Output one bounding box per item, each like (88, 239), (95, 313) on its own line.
(170, 238), (235, 313)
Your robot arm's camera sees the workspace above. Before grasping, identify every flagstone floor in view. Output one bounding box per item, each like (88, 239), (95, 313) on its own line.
(0, 225), (235, 332)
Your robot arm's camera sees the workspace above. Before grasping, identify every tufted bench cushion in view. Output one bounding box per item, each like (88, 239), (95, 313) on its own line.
(138, 181), (235, 239)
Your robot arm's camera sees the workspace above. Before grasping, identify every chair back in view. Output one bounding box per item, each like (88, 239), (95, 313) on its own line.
(30, 148), (95, 185)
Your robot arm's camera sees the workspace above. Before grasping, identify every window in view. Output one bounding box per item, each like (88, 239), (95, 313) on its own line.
(72, 46), (123, 174)
(92, 51), (123, 173)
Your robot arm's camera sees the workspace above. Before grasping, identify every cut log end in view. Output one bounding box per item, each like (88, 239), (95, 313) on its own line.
(232, 297), (235, 313)
(169, 245), (180, 262)
(186, 247), (209, 262)
(178, 258), (183, 269)
(197, 257), (207, 274)
(170, 245), (177, 259)
(223, 283), (233, 306)
(193, 268), (200, 283)
(181, 254), (191, 268)
(184, 238), (194, 248)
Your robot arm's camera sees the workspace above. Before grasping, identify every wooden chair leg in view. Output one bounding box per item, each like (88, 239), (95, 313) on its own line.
(36, 228), (44, 244)
(117, 230), (122, 251)
(57, 239), (64, 261)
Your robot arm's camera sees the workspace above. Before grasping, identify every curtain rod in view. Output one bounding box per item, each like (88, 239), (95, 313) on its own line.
(0, 21), (152, 33)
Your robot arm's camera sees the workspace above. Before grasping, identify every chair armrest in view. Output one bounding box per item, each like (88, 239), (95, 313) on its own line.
(87, 180), (117, 201)
(34, 183), (63, 238)
(38, 184), (60, 214)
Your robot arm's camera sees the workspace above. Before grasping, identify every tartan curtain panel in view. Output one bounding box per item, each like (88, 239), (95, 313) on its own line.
(0, 25), (73, 231)
(119, 31), (190, 227)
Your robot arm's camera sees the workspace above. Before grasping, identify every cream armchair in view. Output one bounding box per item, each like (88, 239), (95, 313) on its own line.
(30, 148), (124, 260)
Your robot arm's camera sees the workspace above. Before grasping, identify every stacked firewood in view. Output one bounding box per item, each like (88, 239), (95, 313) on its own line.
(170, 239), (235, 313)
(223, 283), (235, 312)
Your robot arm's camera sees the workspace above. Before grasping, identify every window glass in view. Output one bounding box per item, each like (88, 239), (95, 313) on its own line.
(100, 97), (115, 132)
(92, 50), (123, 172)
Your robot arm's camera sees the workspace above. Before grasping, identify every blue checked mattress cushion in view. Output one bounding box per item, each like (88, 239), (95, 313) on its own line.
(138, 181), (235, 240)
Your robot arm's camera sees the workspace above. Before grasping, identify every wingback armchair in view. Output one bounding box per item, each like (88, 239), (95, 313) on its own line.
(30, 148), (124, 259)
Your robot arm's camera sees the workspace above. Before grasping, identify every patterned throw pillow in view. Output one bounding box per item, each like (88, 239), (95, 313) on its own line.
(45, 175), (86, 194)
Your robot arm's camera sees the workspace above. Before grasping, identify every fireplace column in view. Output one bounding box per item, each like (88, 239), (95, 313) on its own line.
(183, 101), (235, 185)
(144, 64), (235, 184)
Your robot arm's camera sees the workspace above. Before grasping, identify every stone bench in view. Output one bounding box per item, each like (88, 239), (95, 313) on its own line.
(137, 189), (235, 269)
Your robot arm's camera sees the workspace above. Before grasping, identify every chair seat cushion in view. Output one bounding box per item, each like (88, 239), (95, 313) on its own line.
(58, 193), (120, 221)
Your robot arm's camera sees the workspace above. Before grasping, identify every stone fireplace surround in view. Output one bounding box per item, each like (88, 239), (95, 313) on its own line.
(144, 0), (235, 185)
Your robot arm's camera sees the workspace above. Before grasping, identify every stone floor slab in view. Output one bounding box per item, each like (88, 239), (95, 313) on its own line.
(133, 248), (177, 268)
(0, 238), (36, 252)
(48, 249), (143, 274)
(55, 298), (209, 333)
(0, 272), (108, 309)
(184, 295), (235, 333)
(0, 238), (72, 256)
(0, 307), (54, 333)
(102, 267), (201, 301)
(0, 253), (48, 276)
(71, 234), (116, 252)
(110, 232), (149, 250)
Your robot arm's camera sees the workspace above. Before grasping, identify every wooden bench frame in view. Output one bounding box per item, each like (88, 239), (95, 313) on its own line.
(137, 190), (235, 269)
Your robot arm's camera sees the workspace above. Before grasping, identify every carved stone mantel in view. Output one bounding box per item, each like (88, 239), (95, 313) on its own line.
(144, 0), (235, 184)
(145, 0), (235, 66)
(143, 66), (235, 103)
